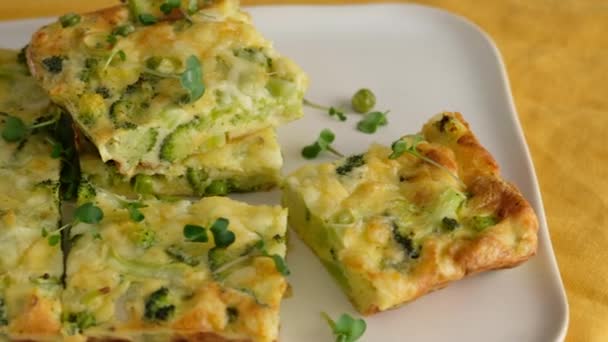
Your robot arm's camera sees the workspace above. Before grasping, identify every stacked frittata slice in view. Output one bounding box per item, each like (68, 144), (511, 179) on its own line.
(0, 49), (63, 340)
(27, 0), (307, 196)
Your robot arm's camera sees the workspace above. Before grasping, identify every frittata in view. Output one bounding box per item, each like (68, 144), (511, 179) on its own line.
(78, 128), (282, 198)
(0, 49), (63, 340)
(27, 0), (308, 177)
(62, 183), (289, 341)
(282, 112), (538, 314)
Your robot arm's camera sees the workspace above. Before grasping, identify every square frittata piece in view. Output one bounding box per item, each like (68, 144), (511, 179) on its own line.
(0, 49), (63, 339)
(63, 183), (288, 341)
(79, 128), (282, 198)
(282, 112), (538, 314)
(27, 0), (308, 177)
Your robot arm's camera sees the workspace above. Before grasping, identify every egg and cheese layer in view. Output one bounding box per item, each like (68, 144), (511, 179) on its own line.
(79, 128), (282, 198)
(283, 112), (538, 315)
(0, 49), (63, 340)
(28, 0), (307, 177)
(63, 184), (288, 341)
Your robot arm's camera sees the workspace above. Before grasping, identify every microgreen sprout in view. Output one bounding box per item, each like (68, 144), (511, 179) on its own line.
(210, 218), (235, 248)
(160, 0), (181, 14)
(143, 55), (204, 103)
(102, 49), (126, 71)
(1, 114), (60, 143)
(45, 202), (104, 245)
(213, 238), (290, 276)
(322, 312), (367, 342)
(356, 111), (388, 134)
(303, 99), (346, 121)
(301, 129), (344, 159)
(183, 224), (208, 243)
(389, 134), (465, 187)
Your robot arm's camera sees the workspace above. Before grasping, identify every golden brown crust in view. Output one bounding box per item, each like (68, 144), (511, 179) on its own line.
(8, 295), (61, 336)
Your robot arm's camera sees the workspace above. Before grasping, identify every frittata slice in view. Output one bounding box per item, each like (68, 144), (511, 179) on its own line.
(63, 183), (288, 341)
(27, 0), (308, 177)
(282, 112), (538, 314)
(79, 128), (282, 198)
(0, 49), (63, 340)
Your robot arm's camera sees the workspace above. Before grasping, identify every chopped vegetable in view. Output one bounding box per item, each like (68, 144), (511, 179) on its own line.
(42, 56), (64, 73)
(138, 13), (158, 25)
(59, 13), (81, 28)
(302, 129), (344, 159)
(160, 0), (181, 14)
(74, 202), (104, 224)
(144, 287), (175, 321)
(322, 312), (367, 342)
(471, 215), (498, 232)
(63, 311), (96, 335)
(335, 154), (365, 176)
(356, 111), (388, 134)
(442, 217), (460, 231)
(351, 88), (376, 113)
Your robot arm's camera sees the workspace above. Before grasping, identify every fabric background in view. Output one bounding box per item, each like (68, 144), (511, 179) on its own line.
(1, 1), (606, 341)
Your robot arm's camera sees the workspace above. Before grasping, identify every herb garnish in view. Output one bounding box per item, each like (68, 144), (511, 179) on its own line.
(45, 202), (104, 245)
(389, 134), (464, 187)
(210, 218), (235, 248)
(59, 13), (81, 28)
(138, 14), (158, 25)
(1, 114), (59, 143)
(143, 55), (205, 103)
(212, 238), (290, 276)
(303, 99), (346, 121)
(301, 129), (344, 159)
(356, 111), (388, 134)
(160, 0), (181, 14)
(183, 224), (208, 242)
(322, 312), (367, 342)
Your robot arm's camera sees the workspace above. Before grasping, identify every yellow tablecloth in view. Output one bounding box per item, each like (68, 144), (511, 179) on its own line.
(1, 1), (606, 341)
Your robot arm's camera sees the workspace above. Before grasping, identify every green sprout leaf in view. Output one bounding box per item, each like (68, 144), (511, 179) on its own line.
(301, 129), (344, 159)
(59, 13), (81, 28)
(2, 116), (27, 142)
(74, 202), (104, 224)
(138, 13), (158, 25)
(356, 111), (388, 134)
(181, 55), (205, 103)
(126, 202), (146, 222)
(322, 312), (367, 342)
(303, 99), (347, 122)
(160, 0), (181, 14)
(183, 224), (208, 243)
(210, 218), (235, 248)
(48, 234), (61, 246)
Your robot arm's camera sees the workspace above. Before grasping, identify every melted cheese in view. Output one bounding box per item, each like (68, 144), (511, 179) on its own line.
(283, 112), (538, 314)
(0, 49), (62, 340)
(28, 0), (308, 177)
(64, 186), (287, 341)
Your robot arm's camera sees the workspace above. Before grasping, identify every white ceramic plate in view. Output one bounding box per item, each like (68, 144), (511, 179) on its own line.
(0, 4), (568, 341)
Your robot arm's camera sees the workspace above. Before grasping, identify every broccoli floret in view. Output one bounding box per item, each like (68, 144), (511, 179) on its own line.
(42, 56), (64, 74)
(144, 287), (175, 322)
(441, 217), (460, 231)
(335, 154), (365, 176)
(95, 86), (111, 99)
(109, 79), (154, 129)
(392, 224), (420, 259)
(63, 311), (96, 335)
(79, 58), (98, 82)
(205, 179), (231, 196)
(165, 245), (199, 266)
(0, 298), (7, 326)
(160, 119), (202, 162)
(186, 168), (209, 196)
(130, 228), (156, 249)
(77, 180), (96, 202)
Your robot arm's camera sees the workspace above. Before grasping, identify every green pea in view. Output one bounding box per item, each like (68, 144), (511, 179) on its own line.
(133, 174), (154, 194)
(59, 13), (81, 28)
(351, 88), (376, 113)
